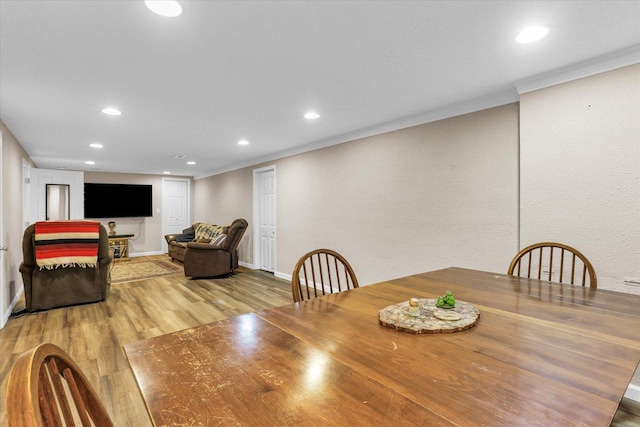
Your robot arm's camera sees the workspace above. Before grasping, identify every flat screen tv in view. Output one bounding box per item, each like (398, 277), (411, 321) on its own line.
(84, 183), (153, 218)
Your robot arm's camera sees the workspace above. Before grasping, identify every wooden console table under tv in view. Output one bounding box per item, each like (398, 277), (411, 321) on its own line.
(108, 234), (134, 261)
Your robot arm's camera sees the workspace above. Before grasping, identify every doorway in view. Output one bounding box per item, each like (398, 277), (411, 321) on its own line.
(253, 165), (276, 272)
(28, 168), (83, 224)
(162, 178), (190, 253)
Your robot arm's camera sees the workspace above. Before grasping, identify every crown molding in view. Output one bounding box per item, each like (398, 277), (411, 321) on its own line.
(195, 89), (518, 179)
(515, 44), (640, 95)
(196, 45), (640, 180)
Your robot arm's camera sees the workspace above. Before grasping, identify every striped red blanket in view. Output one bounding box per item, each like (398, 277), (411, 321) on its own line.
(34, 220), (100, 269)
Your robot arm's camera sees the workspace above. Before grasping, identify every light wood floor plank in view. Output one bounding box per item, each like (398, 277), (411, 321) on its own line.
(0, 255), (292, 426)
(612, 397), (640, 426)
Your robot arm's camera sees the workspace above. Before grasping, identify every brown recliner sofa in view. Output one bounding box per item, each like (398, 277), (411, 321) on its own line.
(165, 222), (229, 263)
(183, 218), (248, 278)
(19, 223), (113, 311)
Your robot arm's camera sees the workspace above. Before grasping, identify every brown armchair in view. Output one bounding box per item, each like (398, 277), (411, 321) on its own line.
(19, 222), (113, 311)
(183, 218), (248, 278)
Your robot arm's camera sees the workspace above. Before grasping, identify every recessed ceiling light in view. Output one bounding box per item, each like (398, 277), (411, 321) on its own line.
(304, 112), (320, 119)
(238, 139), (249, 146)
(90, 143), (103, 148)
(84, 161), (95, 165)
(163, 171), (172, 174)
(145, 0), (182, 17)
(101, 107), (122, 116)
(516, 25), (549, 44)
(173, 154), (186, 159)
(187, 161), (196, 165)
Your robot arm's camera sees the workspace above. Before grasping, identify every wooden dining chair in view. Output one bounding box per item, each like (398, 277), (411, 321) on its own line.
(292, 249), (359, 302)
(7, 343), (114, 427)
(508, 242), (597, 288)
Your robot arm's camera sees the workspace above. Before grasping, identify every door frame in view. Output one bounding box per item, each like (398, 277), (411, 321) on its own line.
(252, 165), (276, 271)
(28, 168), (83, 225)
(161, 177), (191, 252)
(22, 159), (30, 229)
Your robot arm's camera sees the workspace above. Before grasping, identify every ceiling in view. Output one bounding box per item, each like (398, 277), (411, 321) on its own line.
(1, 1), (639, 179)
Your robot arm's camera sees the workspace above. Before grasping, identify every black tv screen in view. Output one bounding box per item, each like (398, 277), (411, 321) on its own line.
(84, 183), (153, 218)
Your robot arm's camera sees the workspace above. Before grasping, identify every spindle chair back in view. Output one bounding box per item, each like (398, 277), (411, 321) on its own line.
(7, 343), (114, 427)
(508, 242), (597, 288)
(292, 249), (359, 302)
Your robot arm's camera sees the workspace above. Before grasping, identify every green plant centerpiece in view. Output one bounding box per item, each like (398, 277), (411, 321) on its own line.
(436, 290), (456, 309)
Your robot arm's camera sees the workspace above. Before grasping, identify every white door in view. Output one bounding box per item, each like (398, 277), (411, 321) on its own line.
(255, 167), (276, 272)
(162, 178), (190, 252)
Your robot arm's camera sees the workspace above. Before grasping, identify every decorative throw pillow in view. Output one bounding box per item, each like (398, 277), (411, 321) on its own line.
(195, 223), (225, 240)
(176, 226), (195, 242)
(209, 234), (227, 247)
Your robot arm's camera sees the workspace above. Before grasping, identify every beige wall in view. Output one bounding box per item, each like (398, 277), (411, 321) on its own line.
(1, 120), (36, 322)
(520, 64), (640, 293)
(84, 172), (192, 255)
(195, 104), (520, 285)
(194, 168), (254, 262)
(193, 67), (639, 292)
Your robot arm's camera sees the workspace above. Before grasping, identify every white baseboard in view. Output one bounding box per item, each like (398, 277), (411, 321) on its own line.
(626, 383), (640, 402)
(239, 263), (290, 281)
(1, 310), (8, 329)
(1, 285), (24, 329)
(275, 271), (291, 281)
(237, 263), (290, 280)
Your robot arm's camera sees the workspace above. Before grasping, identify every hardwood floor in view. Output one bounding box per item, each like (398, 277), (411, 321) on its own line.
(0, 255), (293, 426)
(612, 397), (640, 426)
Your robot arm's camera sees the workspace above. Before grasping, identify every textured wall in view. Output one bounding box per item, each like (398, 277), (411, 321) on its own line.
(1, 121), (36, 323)
(520, 64), (640, 293)
(277, 104), (519, 284)
(194, 104), (520, 285)
(193, 168), (254, 263)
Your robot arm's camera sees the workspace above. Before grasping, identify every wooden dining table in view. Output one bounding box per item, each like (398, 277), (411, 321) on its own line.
(124, 267), (640, 426)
